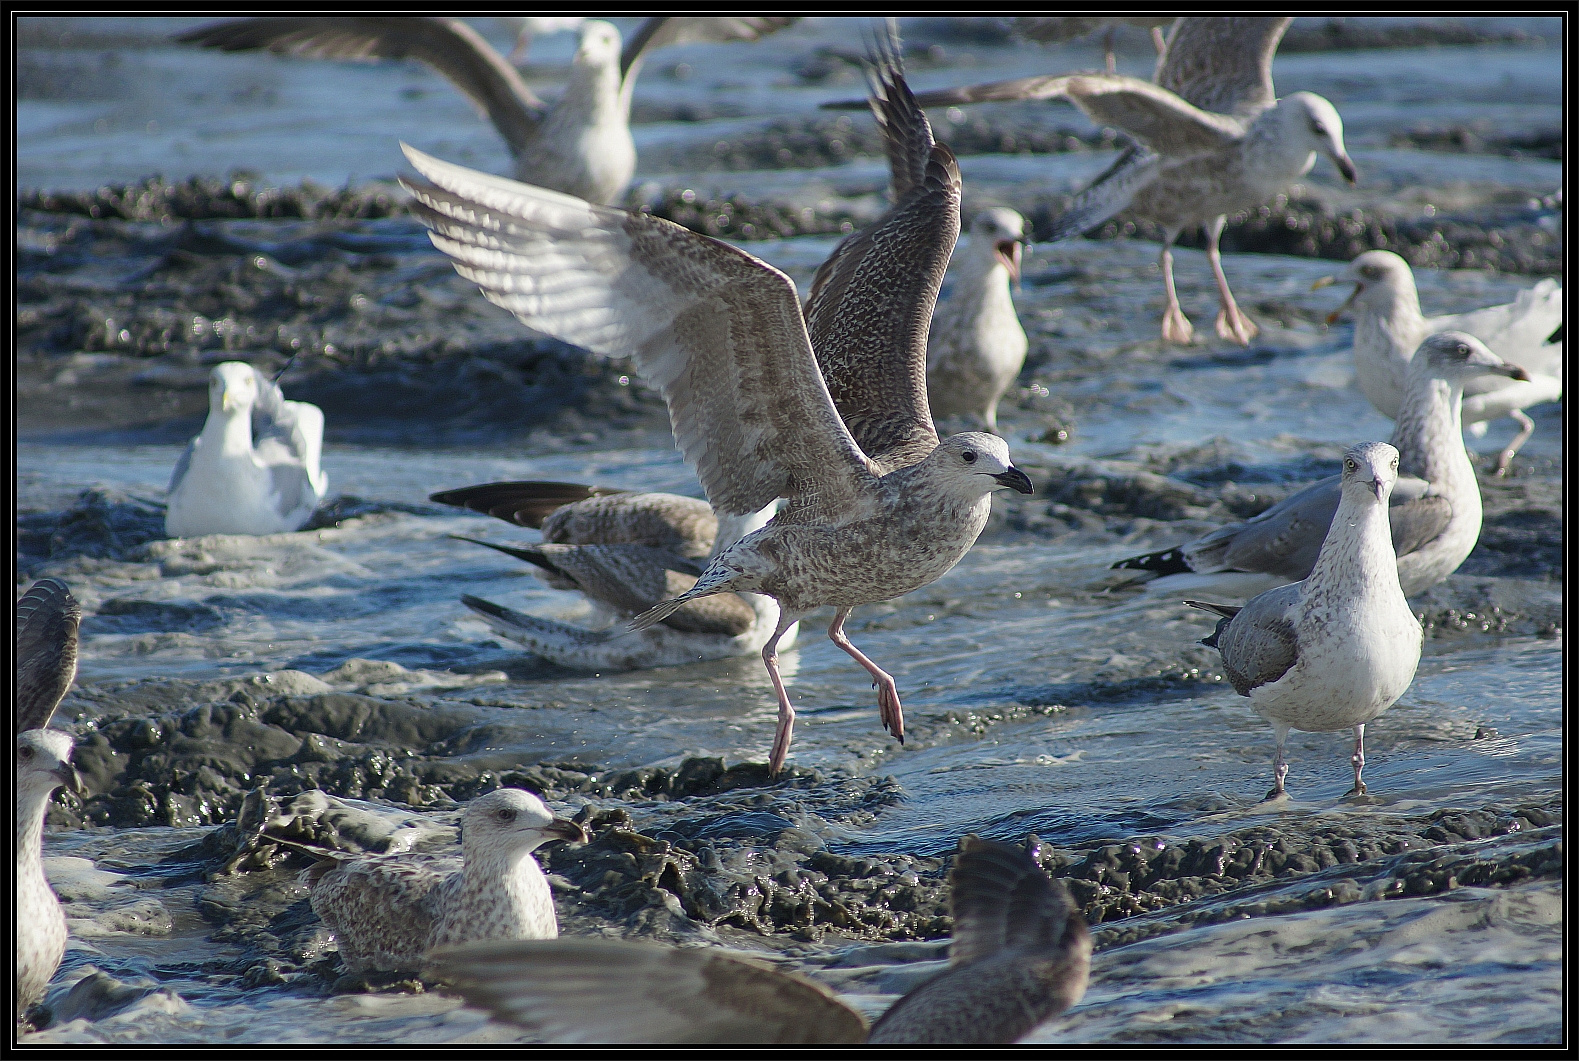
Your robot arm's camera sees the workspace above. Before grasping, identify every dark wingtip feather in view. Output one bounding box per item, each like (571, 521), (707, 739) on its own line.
(1111, 545), (1190, 574)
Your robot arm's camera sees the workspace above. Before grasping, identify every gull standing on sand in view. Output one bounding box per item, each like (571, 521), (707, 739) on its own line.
(1187, 441), (1423, 799)
(401, 30), (1033, 774)
(301, 789), (585, 975)
(1112, 333), (1530, 600)
(165, 361), (327, 538)
(427, 835), (1090, 1044)
(926, 208), (1030, 433)
(430, 480), (797, 670)
(177, 16), (796, 206)
(15, 579), (87, 1023)
(881, 17), (1356, 346)
(1316, 250), (1563, 474)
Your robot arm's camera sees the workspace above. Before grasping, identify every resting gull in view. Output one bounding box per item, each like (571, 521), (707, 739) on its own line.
(427, 834), (1090, 1044)
(165, 361), (328, 538)
(1316, 249), (1563, 475)
(1187, 441), (1423, 799)
(430, 480), (798, 670)
(855, 17), (1356, 347)
(1113, 333), (1530, 599)
(401, 28), (1033, 773)
(301, 788), (586, 975)
(15, 579), (86, 1023)
(176, 16), (795, 205)
(926, 207), (1030, 433)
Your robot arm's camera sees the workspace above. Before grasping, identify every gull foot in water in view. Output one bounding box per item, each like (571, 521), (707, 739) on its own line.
(1161, 305), (1195, 345)
(1215, 305), (1260, 346)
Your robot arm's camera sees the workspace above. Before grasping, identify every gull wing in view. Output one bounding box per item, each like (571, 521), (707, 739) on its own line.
(805, 26), (957, 470)
(1199, 581), (1303, 695)
(1041, 143), (1163, 242)
(15, 579), (81, 733)
(946, 836), (1074, 968)
(401, 145), (881, 522)
(249, 368), (326, 523)
(1154, 16), (1291, 115)
(429, 481), (624, 530)
(426, 937), (867, 1044)
(175, 17), (547, 155)
(620, 16), (799, 81)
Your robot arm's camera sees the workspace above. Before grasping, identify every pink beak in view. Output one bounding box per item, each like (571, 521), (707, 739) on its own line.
(995, 239), (1023, 283)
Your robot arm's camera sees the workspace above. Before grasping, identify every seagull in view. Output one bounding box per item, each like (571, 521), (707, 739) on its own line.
(494, 16), (587, 64)
(426, 834), (1091, 1045)
(1112, 333), (1531, 599)
(175, 16), (796, 205)
(848, 17), (1356, 347)
(301, 789), (586, 975)
(1187, 441), (1423, 799)
(926, 208), (1030, 433)
(430, 480), (799, 670)
(400, 26), (1033, 774)
(164, 361), (328, 538)
(15, 579), (87, 1024)
(1315, 250), (1563, 475)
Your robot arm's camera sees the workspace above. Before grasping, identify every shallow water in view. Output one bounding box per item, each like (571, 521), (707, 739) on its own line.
(16, 15), (1564, 1046)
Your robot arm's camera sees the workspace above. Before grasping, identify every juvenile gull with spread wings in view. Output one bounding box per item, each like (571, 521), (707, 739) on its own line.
(1317, 250), (1563, 475)
(177, 16), (795, 205)
(1187, 442), (1423, 799)
(402, 32), (1032, 773)
(1113, 333), (1529, 600)
(427, 835), (1090, 1044)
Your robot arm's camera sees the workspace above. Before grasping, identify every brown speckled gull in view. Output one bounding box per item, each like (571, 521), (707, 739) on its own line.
(425, 835), (1090, 1044)
(401, 27), (1033, 774)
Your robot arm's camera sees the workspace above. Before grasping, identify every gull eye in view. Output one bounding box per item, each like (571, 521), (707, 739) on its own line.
(1345, 458), (1356, 471)
(1457, 344), (1471, 356)
(496, 808), (517, 823)
(961, 451), (977, 464)
(1311, 122), (1326, 136)
(19, 746), (33, 760)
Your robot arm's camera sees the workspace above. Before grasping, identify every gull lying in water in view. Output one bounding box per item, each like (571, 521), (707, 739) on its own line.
(176, 16), (795, 205)
(164, 361), (327, 538)
(15, 579), (86, 1024)
(430, 480), (797, 670)
(1316, 250), (1563, 475)
(926, 208), (1030, 433)
(875, 17), (1357, 347)
(1188, 442), (1423, 799)
(402, 28), (1033, 774)
(427, 835), (1091, 1044)
(301, 789), (585, 975)
(1113, 333), (1530, 600)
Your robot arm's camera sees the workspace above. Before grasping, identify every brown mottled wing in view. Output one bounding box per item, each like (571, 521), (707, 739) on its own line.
(804, 37), (957, 470)
(307, 855), (459, 972)
(427, 937), (867, 1044)
(540, 493), (716, 557)
(175, 17), (546, 154)
(1155, 16), (1291, 115)
(947, 836), (1073, 968)
(15, 579), (81, 734)
(1211, 582), (1302, 695)
(884, 73), (1079, 110)
(429, 481), (620, 530)
(400, 145), (880, 523)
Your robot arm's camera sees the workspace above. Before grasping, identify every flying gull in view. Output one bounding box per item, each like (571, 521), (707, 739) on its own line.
(176, 16), (796, 205)
(427, 834), (1090, 1044)
(430, 480), (799, 670)
(300, 788), (586, 975)
(848, 17), (1356, 347)
(165, 361), (328, 538)
(1113, 333), (1529, 600)
(926, 208), (1030, 433)
(1316, 250), (1563, 475)
(1187, 441), (1423, 799)
(15, 579), (87, 1024)
(401, 29), (1033, 774)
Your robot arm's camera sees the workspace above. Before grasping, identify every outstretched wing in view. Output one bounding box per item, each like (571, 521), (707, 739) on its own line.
(175, 17), (547, 155)
(430, 481), (623, 530)
(1040, 144), (1162, 243)
(401, 145), (880, 522)
(947, 835), (1075, 968)
(1154, 16), (1290, 115)
(15, 579), (81, 733)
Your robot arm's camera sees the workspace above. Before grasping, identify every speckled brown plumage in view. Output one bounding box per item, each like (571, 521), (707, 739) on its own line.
(15, 579), (80, 735)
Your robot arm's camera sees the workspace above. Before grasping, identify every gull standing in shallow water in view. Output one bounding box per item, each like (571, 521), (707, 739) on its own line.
(1316, 250), (1563, 475)
(165, 361), (327, 538)
(401, 30), (1033, 774)
(1187, 442), (1423, 800)
(426, 835), (1090, 1044)
(1112, 333), (1531, 600)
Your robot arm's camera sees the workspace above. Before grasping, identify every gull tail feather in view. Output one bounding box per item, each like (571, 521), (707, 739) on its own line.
(1183, 599), (1241, 621)
(628, 590), (704, 633)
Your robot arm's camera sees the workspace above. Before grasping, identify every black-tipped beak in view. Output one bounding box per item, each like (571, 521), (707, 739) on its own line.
(994, 467), (1034, 494)
(995, 239), (1024, 283)
(1499, 365), (1532, 382)
(1335, 154), (1358, 185)
(53, 763), (86, 798)
(544, 817), (590, 844)
(1326, 283), (1361, 326)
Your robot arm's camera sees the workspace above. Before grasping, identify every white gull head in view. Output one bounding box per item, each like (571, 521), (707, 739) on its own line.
(1340, 440), (1399, 504)
(460, 788), (587, 863)
(926, 432), (1034, 499)
(1276, 91), (1356, 184)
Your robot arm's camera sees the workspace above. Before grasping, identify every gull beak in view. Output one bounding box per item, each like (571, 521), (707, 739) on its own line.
(1497, 364), (1532, 382)
(1333, 153), (1358, 185)
(53, 762), (86, 798)
(1370, 479), (1386, 501)
(1310, 275), (1337, 291)
(1325, 283), (1362, 326)
(995, 239), (1024, 284)
(221, 386), (241, 413)
(993, 467), (1034, 494)
(543, 816), (590, 844)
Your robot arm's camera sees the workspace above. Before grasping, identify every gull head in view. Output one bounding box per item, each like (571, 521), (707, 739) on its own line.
(16, 728), (84, 802)
(1282, 92), (1356, 185)
(1341, 441), (1399, 504)
(460, 788), (588, 861)
(970, 207), (1027, 282)
(210, 361), (260, 416)
(574, 20), (622, 70)
(932, 432), (1034, 496)
(1318, 250), (1415, 324)
(1411, 331), (1531, 385)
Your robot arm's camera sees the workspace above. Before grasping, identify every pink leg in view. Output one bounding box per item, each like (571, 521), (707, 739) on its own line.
(1206, 215), (1259, 345)
(1159, 233), (1194, 344)
(1152, 26), (1167, 55)
(1104, 27), (1116, 74)
(827, 608), (905, 745)
(760, 613), (803, 775)
(1494, 410), (1535, 476)
(1345, 723), (1368, 797)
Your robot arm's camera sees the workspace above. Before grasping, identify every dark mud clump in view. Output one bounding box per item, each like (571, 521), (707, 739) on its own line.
(20, 174), (406, 223)
(1390, 125), (1562, 162)
(641, 188), (863, 241)
(1280, 17), (1555, 52)
(16, 487), (168, 579)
